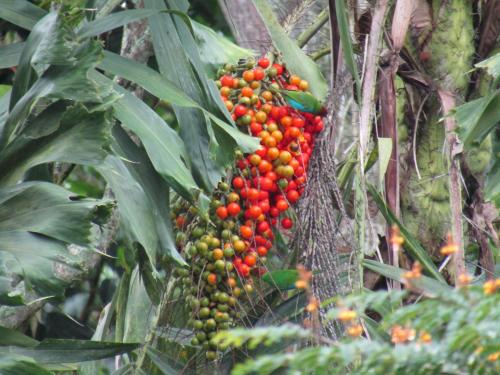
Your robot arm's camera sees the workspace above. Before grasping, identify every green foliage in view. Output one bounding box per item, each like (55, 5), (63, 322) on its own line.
(228, 285), (500, 375)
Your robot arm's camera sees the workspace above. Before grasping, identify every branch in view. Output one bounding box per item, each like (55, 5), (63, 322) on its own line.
(296, 9), (329, 48)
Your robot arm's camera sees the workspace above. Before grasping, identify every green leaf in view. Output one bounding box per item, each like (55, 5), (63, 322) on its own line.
(0, 0), (47, 30)
(0, 354), (52, 375)
(146, 347), (184, 375)
(253, 0), (328, 102)
(377, 137), (392, 186)
(144, 0), (234, 191)
(122, 266), (154, 343)
(367, 184), (445, 282)
(335, 0), (361, 98)
(92, 71), (198, 200)
(0, 182), (112, 296)
(0, 340), (139, 364)
(78, 9), (160, 38)
(0, 102), (112, 186)
(0, 326), (38, 347)
(475, 52), (500, 79)
(98, 125), (184, 267)
(455, 90), (500, 147)
(192, 20), (254, 77)
(3, 39), (111, 150)
(262, 270), (299, 290)
(362, 260), (451, 294)
(0, 43), (25, 69)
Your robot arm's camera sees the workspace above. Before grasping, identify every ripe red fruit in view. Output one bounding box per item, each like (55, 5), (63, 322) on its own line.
(253, 68), (265, 81)
(239, 263), (250, 277)
(287, 190), (300, 204)
(259, 200), (270, 213)
(244, 254), (257, 267)
(220, 75), (233, 87)
(216, 206), (228, 219)
(248, 205), (262, 219)
(240, 225), (253, 239)
(227, 202), (241, 216)
(246, 188), (259, 201)
(233, 176), (245, 189)
(269, 207), (280, 217)
(207, 273), (218, 285)
(258, 57), (270, 68)
(234, 104), (247, 117)
(250, 122), (263, 135)
(257, 246), (268, 256)
(275, 200), (289, 212)
(272, 63), (283, 75)
(257, 221), (270, 233)
(260, 177), (273, 191)
(281, 217), (293, 229)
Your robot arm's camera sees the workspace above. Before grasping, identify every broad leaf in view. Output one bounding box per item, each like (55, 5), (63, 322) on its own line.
(0, 326), (38, 347)
(253, 0), (328, 102)
(192, 20), (254, 77)
(0, 0), (46, 30)
(98, 125), (185, 266)
(475, 52), (500, 79)
(0, 43), (25, 69)
(0, 103), (112, 186)
(455, 90), (500, 147)
(92, 71), (198, 200)
(0, 354), (52, 375)
(0, 182), (112, 296)
(0, 340), (139, 363)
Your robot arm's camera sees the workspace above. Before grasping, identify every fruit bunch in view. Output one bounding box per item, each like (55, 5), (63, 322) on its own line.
(172, 56), (325, 361)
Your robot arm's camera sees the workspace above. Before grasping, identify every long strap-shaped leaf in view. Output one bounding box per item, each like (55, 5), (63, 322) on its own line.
(367, 184), (446, 282)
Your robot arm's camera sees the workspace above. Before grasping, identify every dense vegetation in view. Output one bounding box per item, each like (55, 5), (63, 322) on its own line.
(0, 0), (498, 374)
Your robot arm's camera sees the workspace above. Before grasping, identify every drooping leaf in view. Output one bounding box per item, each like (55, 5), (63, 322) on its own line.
(0, 103), (112, 186)
(334, 0), (361, 98)
(0, 43), (25, 69)
(367, 184), (445, 282)
(0, 354), (52, 375)
(475, 52), (500, 79)
(192, 20), (254, 77)
(92, 71), (198, 200)
(0, 340), (139, 363)
(0, 182), (112, 296)
(253, 0), (328, 102)
(146, 347), (184, 375)
(0, 326), (38, 347)
(262, 270), (299, 290)
(0, 0), (47, 30)
(455, 90), (500, 147)
(98, 125), (184, 266)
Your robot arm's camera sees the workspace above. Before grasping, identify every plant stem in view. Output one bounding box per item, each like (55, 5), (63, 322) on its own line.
(311, 46), (331, 61)
(296, 9), (330, 48)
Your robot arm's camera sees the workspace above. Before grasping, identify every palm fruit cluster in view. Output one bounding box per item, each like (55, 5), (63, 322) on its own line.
(172, 56), (325, 361)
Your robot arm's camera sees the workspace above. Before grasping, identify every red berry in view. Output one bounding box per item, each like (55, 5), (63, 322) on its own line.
(258, 57), (270, 68)
(220, 75), (233, 87)
(233, 176), (245, 189)
(281, 217), (293, 229)
(287, 190), (300, 204)
(244, 254), (257, 267)
(275, 200), (289, 212)
(248, 205), (262, 219)
(227, 202), (241, 216)
(257, 246), (268, 256)
(240, 225), (253, 239)
(234, 104), (247, 117)
(216, 206), (228, 219)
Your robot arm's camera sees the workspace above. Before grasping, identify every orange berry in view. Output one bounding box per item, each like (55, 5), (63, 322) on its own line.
(279, 151), (292, 164)
(242, 70), (255, 82)
(233, 239), (246, 253)
(280, 116), (292, 128)
(207, 273), (217, 285)
(267, 147), (280, 160)
(255, 111), (267, 123)
(212, 248), (224, 260)
(261, 90), (273, 101)
(263, 136), (277, 148)
(249, 154), (262, 166)
(299, 80), (309, 91)
(338, 309), (357, 322)
(289, 75), (301, 86)
(220, 86), (231, 97)
(240, 225), (253, 239)
(241, 86), (253, 97)
(271, 130), (283, 142)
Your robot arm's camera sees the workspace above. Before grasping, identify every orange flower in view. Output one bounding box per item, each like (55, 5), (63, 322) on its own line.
(487, 352), (499, 362)
(391, 325), (416, 344)
(440, 232), (459, 256)
(347, 324), (363, 337)
(483, 280), (497, 295)
(389, 224), (404, 247)
(338, 309), (357, 322)
(306, 297), (319, 313)
(419, 331), (432, 344)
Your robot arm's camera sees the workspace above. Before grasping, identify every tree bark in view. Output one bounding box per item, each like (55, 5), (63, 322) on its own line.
(217, 0), (271, 54)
